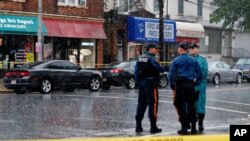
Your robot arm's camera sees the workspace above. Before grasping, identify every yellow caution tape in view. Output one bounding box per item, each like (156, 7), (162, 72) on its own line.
(14, 134), (229, 141)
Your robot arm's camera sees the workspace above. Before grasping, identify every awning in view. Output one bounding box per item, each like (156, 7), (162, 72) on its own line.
(42, 18), (107, 39)
(176, 22), (204, 38)
(176, 37), (200, 43)
(0, 14), (47, 35)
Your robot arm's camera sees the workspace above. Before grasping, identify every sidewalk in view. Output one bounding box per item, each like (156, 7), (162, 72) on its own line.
(0, 79), (13, 93)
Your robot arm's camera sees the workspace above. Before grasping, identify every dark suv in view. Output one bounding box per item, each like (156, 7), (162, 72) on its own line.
(233, 58), (250, 82)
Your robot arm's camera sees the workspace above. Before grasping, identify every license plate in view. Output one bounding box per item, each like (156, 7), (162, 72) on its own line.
(103, 78), (107, 82)
(11, 80), (16, 84)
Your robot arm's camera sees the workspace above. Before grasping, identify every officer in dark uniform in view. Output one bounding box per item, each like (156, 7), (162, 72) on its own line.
(134, 43), (165, 134)
(169, 42), (202, 135)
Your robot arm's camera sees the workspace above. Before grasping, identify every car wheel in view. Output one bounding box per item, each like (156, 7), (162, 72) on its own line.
(89, 76), (101, 92)
(247, 79), (250, 83)
(14, 87), (26, 94)
(102, 82), (111, 90)
(236, 73), (242, 84)
(126, 77), (136, 89)
(40, 79), (53, 94)
(213, 74), (220, 85)
(158, 75), (168, 88)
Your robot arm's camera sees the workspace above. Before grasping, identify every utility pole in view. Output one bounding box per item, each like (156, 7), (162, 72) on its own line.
(37, 0), (43, 61)
(159, 0), (164, 62)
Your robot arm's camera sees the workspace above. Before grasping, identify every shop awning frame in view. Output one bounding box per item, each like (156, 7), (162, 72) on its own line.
(42, 18), (107, 39)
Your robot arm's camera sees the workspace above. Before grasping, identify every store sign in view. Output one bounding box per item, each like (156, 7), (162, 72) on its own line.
(0, 14), (47, 35)
(128, 16), (176, 42)
(26, 53), (34, 63)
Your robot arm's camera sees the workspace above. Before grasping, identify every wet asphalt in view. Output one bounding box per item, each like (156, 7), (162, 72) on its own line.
(0, 82), (250, 140)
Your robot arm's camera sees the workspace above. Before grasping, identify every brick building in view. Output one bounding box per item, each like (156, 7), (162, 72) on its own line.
(0, 0), (106, 69)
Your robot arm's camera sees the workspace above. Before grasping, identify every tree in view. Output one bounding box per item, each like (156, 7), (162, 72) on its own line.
(210, 0), (250, 30)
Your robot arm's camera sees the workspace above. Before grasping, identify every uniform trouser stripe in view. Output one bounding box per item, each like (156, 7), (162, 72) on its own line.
(153, 86), (158, 119)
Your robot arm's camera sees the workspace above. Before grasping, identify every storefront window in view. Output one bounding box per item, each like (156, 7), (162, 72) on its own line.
(79, 40), (96, 68)
(0, 35), (34, 69)
(53, 38), (96, 68)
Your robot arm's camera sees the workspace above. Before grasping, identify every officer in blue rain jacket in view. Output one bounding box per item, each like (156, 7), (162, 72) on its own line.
(169, 42), (202, 135)
(134, 43), (165, 134)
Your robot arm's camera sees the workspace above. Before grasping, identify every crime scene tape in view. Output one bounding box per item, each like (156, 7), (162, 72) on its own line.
(14, 134), (229, 141)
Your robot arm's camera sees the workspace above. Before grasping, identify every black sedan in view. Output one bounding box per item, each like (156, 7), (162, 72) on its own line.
(100, 60), (168, 89)
(3, 60), (103, 94)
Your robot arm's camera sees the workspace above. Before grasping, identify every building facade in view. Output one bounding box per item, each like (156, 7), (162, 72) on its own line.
(105, 0), (249, 65)
(0, 0), (106, 70)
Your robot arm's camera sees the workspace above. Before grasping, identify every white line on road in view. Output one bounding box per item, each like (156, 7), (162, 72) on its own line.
(206, 99), (250, 106)
(82, 95), (248, 115)
(205, 106), (248, 114)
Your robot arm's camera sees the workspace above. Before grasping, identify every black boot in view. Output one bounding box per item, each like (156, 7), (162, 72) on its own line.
(191, 122), (197, 134)
(177, 122), (188, 135)
(135, 123), (143, 133)
(150, 120), (162, 134)
(197, 113), (205, 132)
(135, 116), (143, 133)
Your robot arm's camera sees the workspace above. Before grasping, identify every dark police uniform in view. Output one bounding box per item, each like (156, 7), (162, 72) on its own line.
(134, 46), (165, 134)
(169, 42), (202, 135)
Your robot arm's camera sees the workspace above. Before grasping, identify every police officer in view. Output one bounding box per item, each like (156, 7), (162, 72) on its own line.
(189, 43), (208, 132)
(134, 43), (165, 134)
(169, 42), (202, 135)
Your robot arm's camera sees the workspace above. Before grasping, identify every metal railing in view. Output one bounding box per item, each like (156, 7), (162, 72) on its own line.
(222, 47), (250, 58)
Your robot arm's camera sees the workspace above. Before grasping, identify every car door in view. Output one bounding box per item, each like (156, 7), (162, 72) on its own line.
(47, 62), (68, 88)
(215, 62), (227, 82)
(222, 62), (235, 81)
(61, 61), (82, 87)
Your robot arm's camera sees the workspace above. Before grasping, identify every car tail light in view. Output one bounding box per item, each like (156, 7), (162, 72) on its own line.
(5, 70), (30, 77)
(110, 68), (123, 73)
(19, 71), (30, 77)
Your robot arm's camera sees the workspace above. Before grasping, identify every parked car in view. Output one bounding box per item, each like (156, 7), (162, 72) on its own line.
(207, 61), (243, 85)
(100, 60), (168, 89)
(3, 60), (103, 94)
(232, 58), (250, 82)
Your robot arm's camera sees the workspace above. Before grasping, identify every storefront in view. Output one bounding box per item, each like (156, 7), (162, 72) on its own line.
(167, 21), (205, 60)
(0, 14), (47, 70)
(126, 16), (205, 61)
(42, 17), (107, 68)
(127, 16), (176, 60)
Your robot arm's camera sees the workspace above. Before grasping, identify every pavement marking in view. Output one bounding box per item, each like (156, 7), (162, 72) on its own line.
(206, 87), (250, 92)
(206, 98), (250, 106)
(73, 95), (248, 115)
(205, 106), (248, 114)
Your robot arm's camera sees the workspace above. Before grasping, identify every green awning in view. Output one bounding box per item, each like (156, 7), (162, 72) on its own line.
(0, 14), (47, 35)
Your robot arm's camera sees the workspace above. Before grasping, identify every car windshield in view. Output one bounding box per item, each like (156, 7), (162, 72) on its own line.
(236, 58), (250, 65)
(208, 62), (216, 67)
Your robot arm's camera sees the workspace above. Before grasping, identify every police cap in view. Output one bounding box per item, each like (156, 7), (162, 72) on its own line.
(146, 43), (160, 51)
(189, 43), (200, 49)
(177, 42), (189, 50)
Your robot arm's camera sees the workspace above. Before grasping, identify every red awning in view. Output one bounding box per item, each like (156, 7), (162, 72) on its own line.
(42, 18), (107, 39)
(176, 37), (200, 43)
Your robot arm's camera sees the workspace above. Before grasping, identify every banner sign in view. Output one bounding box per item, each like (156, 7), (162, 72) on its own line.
(0, 14), (47, 35)
(128, 16), (176, 42)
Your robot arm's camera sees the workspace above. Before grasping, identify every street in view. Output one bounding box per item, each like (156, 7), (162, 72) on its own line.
(0, 82), (250, 140)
